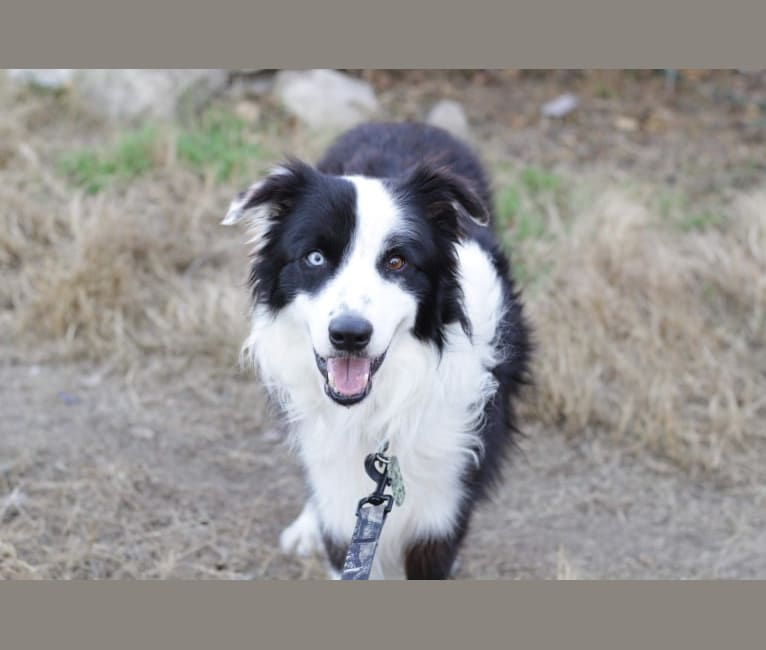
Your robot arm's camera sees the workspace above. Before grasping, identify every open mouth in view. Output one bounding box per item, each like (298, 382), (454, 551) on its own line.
(314, 352), (386, 406)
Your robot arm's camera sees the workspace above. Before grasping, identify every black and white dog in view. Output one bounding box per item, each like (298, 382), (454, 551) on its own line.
(223, 122), (531, 579)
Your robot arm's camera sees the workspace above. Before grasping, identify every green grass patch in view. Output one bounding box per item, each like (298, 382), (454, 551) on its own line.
(59, 109), (265, 193)
(495, 186), (522, 229)
(59, 127), (158, 194)
(509, 208), (548, 242)
(510, 258), (553, 291)
(176, 109), (262, 182)
(519, 166), (562, 195)
(494, 165), (565, 243)
(656, 189), (727, 232)
(493, 165), (568, 291)
(678, 210), (726, 232)
(594, 82), (616, 99)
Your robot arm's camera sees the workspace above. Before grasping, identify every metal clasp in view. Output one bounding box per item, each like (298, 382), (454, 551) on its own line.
(357, 452), (394, 514)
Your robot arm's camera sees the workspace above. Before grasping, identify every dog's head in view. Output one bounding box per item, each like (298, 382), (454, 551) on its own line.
(224, 159), (489, 407)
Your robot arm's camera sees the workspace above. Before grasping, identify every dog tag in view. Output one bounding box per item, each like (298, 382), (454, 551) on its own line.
(388, 456), (406, 506)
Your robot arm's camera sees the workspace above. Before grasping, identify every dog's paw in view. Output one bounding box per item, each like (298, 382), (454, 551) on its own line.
(279, 502), (324, 557)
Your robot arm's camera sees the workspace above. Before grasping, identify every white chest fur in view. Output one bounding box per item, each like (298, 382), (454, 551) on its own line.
(251, 241), (506, 579)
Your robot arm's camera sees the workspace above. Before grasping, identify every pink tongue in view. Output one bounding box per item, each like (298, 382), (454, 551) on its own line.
(327, 357), (371, 396)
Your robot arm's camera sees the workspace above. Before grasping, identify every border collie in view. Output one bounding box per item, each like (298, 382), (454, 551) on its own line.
(223, 122), (531, 579)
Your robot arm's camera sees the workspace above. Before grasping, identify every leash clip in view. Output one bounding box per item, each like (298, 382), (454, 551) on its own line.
(357, 452), (394, 515)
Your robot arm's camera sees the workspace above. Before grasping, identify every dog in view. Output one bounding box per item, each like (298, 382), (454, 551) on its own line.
(223, 122), (531, 579)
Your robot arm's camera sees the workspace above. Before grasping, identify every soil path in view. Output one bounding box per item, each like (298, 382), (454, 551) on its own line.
(3, 357), (764, 579)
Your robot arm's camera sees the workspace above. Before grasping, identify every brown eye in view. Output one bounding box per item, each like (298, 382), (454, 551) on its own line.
(386, 255), (406, 271)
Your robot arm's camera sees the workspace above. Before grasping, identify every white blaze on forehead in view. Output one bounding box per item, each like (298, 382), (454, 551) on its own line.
(344, 176), (404, 259)
(332, 175), (407, 313)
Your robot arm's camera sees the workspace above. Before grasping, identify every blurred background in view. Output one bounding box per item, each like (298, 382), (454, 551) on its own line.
(1, 69), (764, 579)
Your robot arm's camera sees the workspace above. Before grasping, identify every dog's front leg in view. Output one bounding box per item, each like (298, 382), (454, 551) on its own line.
(404, 511), (470, 580)
(279, 499), (324, 557)
(404, 536), (463, 580)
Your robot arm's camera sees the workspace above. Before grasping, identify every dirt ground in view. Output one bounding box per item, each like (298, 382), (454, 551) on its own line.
(3, 357), (765, 580)
(2, 70), (765, 579)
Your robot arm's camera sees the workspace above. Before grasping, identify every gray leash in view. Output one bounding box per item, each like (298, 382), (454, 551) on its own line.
(340, 446), (405, 580)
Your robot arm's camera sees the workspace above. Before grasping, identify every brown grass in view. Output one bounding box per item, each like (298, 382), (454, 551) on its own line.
(12, 175), (249, 364)
(2, 130), (251, 366)
(521, 188), (766, 482)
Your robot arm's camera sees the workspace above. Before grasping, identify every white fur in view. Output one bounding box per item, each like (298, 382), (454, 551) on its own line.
(244, 177), (506, 579)
(279, 500), (323, 556)
(221, 165), (295, 264)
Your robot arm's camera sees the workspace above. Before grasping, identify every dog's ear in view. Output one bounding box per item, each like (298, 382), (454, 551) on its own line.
(401, 162), (490, 232)
(222, 159), (314, 226)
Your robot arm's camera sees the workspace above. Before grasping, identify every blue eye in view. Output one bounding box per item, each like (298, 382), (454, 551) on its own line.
(305, 250), (325, 266)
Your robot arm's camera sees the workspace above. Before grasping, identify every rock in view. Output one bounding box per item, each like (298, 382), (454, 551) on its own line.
(615, 116), (639, 132)
(614, 115), (638, 131)
(72, 69), (229, 123)
(273, 69), (380, 131)
(426, 99), (471, 140)
(7, 69), (75, 89)
(541, 93), (578, 119)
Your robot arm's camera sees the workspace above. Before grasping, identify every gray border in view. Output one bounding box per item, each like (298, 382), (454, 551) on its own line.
(0, 583), (764, 649)
(0, 0), (764, 66)
(1, 0), (765, 648)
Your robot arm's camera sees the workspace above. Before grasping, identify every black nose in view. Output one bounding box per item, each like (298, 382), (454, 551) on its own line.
(328, 313), (373, 351)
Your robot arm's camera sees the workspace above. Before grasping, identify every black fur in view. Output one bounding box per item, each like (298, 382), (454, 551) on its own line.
(316, 122), (493, 213)
(244, 161), (358, 310)
(404, 513), (471, 580)
(323, 536), (348, 574)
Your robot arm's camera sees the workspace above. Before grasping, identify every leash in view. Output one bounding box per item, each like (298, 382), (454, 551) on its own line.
(340, 443), (405, 580)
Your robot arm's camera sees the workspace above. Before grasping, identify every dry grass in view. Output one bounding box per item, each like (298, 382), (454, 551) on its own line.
(519, 187), (766, 483)
(2, 74), (764, 487)
(1, 101), (252, 367)
(7, 172), (249, 365)
(0, 457), (284, 580)
(556, 545), (581, 580)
